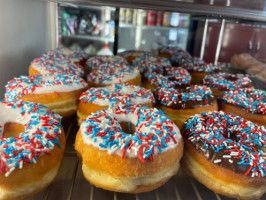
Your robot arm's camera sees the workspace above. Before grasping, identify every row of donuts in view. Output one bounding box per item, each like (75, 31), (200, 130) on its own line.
(0, 47), (265, 200)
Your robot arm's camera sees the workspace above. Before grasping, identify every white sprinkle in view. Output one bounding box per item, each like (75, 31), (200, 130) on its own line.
(214, 159), (221, 163)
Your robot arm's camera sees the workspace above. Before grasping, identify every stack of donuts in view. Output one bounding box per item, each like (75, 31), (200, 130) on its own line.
(1, 46), (266, 200)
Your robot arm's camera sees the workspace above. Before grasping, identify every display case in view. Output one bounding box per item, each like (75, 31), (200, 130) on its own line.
(1, 1), (266, 200)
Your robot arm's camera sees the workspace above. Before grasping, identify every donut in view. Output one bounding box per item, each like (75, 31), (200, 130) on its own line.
(231, 53), (259, 70)
(218, 88), (266, 126)
(86, 55), (128, 72)
(183, 63), (221, 84)
(0, 100), (65, 199)
(245, 63), (266, 75)
(181, 111), (266, 199)
(202, 73), (253, 96)
(142, 67), (191, 92)
(118, 50), (153, 64)
(44, 47), (88, 69)
(4, 74), (88, 117)
(256, 68), (266, 83)
(77, 84), (155, 125)
(132, 56), (171, 73)
(158, 46), (192, 66)
(86, 65), (141, 87)
(154, 85), (218, 128)
(29, 55), (85, 77)
(75, 105), (183, 193)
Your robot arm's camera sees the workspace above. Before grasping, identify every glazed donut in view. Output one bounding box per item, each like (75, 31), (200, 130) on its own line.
(0, 100), (65, 200)
(29, 55), (85, 77)
(142, 67), (191, 92)
(132, 56), (171, 73)
(86, 55), (128, 72)
(181, 111), (266, 199)
(75, 105), (183, 193)
(202, 73), (253, 96)
(245, 63), (266, 75)
(231, 53), (259, 70)
(154, 85), (218, 128)
(4, 74), (88, 117)
(118, 50), (153, 64)
(183, 63), (221, 84)
(218, 88), (266, 126)
(44, 47), (88, 69)
(256, 68), (266, 83)
(87, 65), (141, 87)
(77, 83), (155, 125)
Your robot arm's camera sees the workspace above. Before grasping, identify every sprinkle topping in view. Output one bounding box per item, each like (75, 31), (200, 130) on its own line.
(183, 111), (266, 178)
(203, 73), (252, 90)
(4, 74), (88, 102)
(87, 66), (140, 86)
(44, 47), (88, 62)
(183, 63), (221, 73)
(219, 88), (266, 114)
(144, 67), (191, 88)
(80, 105), (181, 162)
(80, 84), (155, 106)
(31, 55), (85, 77)
(0, 101), (63, 177)
(86, 56), (128, 71)
(154, 85), (214, 109)
(133, 56), (171, 73)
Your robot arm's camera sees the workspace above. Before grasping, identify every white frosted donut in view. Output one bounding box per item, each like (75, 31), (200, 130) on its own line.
(29, 55), (85, 77)
(0, 101), (65, 199)
(75, 105), (183, 193)
(4, 74), (88, 117)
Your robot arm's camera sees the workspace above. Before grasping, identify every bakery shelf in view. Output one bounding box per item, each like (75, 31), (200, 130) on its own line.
(27, 115), (266, 200)
(59, 2), (116, 11)
(119, 23), (188, 31)
(47, 0), (266, 22)
(60, 34), (115, 43)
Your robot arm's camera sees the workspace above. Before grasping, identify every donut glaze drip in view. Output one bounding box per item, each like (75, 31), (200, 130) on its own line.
(154, 85), (215, 109)
(4, 74), (88, 102)
(183, 111), (266, 178)
(0, 101), (63, 177)
(203, 73), (252, 90)
(80, 84), (155, 106)
(219, 88), (266, 114)
(80, 105), (181, 162)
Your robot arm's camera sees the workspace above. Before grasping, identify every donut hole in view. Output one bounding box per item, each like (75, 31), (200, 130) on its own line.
(3, 122), (25, 138)
(224, 131), (240, 142)
(120, 121), (135, 134)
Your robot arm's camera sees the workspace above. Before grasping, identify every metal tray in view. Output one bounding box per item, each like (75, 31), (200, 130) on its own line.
(27, 117), (266, 200)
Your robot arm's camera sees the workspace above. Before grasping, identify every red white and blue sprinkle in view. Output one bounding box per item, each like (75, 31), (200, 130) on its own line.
(203, 73), (252, 90)
(4, 74), (88, 102)
(184, 111), (266, 178)
(80, 105), (181, 162)
(219, 88), (266, 114)
(0, 101), (63, 177)
(80, 84), (155, 106)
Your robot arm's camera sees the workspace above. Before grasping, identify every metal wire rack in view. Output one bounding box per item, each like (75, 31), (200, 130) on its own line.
(27, 117), (266, 200)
